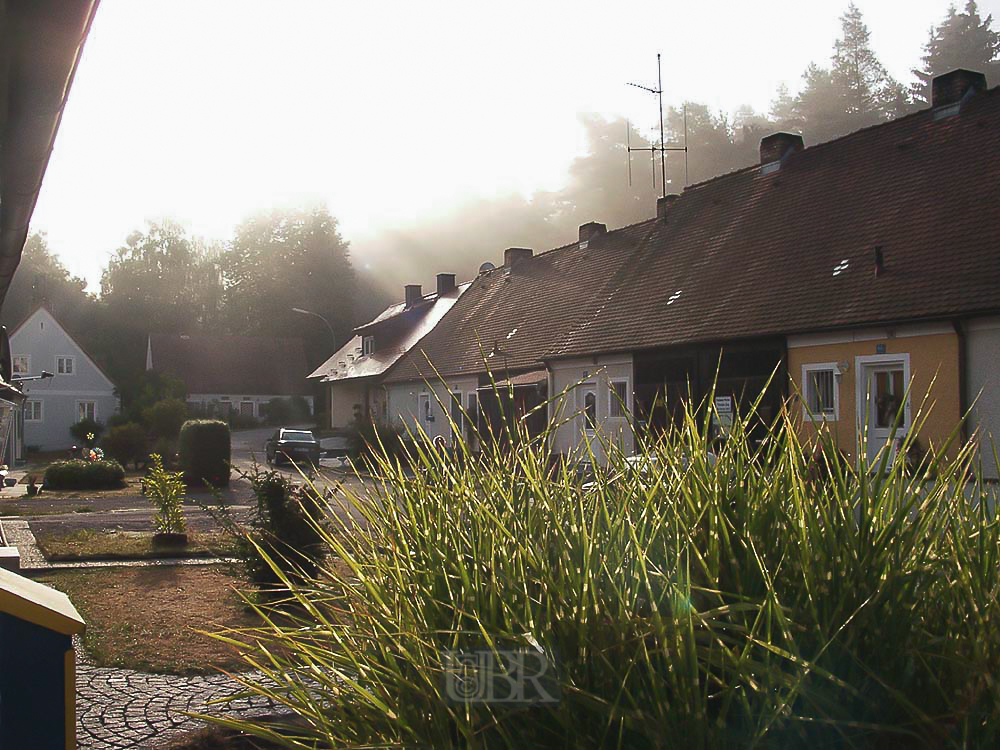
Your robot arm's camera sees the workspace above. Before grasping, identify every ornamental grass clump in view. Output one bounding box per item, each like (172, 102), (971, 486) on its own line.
(206, 385), (1000, 749)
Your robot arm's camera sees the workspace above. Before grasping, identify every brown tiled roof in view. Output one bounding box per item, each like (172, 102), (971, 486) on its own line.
(384, 221), (655, 382)
(551, 87), (1000, 358)
(148, 334), (311, 396)
(387, 86), (1000, 381)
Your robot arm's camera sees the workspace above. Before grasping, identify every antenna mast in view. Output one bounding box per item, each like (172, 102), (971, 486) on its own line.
(626, 53), (688, 196)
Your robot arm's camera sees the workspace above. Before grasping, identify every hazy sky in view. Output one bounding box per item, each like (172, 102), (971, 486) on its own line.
(31, 0), (1000, 289)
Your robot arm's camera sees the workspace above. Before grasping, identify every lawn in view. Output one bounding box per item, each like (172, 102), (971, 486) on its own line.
(35, 529), (237, 561)
(38, 565), (258, 675)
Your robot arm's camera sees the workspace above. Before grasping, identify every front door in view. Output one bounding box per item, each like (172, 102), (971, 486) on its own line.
(858, 356), (910, 465)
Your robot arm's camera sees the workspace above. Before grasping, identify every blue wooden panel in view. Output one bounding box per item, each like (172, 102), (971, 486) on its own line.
(0, 611), (71, 749)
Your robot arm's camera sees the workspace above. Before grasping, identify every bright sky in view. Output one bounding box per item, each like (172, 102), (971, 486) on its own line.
(31, 0), (1000, 289)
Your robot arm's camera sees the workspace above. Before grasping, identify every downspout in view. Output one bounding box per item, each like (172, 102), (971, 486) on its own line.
(954, 319), (968, 444)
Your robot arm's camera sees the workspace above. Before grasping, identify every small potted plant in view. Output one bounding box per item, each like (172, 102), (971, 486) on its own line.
(25, 475), (39, 497)
(145, 454), (188, 547)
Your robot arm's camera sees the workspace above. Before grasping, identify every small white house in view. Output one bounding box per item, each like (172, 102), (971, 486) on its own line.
(9, 306), (119, 453)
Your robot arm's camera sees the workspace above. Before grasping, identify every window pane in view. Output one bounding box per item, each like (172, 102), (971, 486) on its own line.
(609, 381), (627, 418)
(450, 392), (463, 432)
(584, 391), (597, 429)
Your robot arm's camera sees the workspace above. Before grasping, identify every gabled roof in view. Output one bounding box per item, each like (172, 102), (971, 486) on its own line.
(148, 334), (311, 396)
(384, 221), (655, 383)
(9, 305), (116, 389)
(310, 282), (470, 383)
(387, 85), (1000, 381)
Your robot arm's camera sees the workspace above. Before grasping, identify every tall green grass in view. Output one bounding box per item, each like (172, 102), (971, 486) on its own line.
(205, 388), (1000, 748)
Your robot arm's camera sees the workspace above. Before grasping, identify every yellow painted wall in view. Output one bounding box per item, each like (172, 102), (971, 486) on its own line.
(788, 329), (961, 460)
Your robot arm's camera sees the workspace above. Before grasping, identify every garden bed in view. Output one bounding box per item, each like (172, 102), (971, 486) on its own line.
(35, 529), (236, 562)
(37, 565), (257, 674)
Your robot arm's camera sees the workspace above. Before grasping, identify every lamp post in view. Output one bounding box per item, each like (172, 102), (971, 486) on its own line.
(291, 307), (337, 345)
(292, 308), (338, 427)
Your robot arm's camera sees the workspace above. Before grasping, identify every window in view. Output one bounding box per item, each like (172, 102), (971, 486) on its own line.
(802, 364), (838, 420)
(77, 401), (97, 422)
(56, 356), (75, 375)
(12, 356), (29, 376)
(608, 379), (629, 418)
(25, 400), (42, 422)
(467, 392), (479, 428)
(578, 385), (598, 432)
(363, 336), (375, 356)
(450, 391), (463, 436)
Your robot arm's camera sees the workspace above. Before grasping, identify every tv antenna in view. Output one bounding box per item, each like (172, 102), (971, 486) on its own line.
(626, 53), (688, 195)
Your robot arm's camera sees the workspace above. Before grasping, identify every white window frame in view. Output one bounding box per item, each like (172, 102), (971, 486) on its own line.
(12, 355), (30, 376)
(363, 336), (375, 356)
(56, 355), (76, 376)
(76, 400), (97, 422)
(855, 353), (912, 433)
(608, 378), (630, 419)
(801, 363), (839, 421)
(24, 400), (43, 422)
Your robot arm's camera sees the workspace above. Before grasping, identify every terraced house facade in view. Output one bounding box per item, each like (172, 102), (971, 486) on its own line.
(322, 69), (1000, 474)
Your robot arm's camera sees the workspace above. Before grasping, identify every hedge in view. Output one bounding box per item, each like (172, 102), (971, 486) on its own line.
(44, 459), (126, 490)
(179, 419), (231, 486)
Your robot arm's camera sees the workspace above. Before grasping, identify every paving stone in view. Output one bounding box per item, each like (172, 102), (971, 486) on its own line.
(74, 637), (275, 749)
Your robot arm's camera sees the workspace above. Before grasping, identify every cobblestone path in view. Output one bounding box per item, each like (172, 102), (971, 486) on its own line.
(76, 641), (274, 749)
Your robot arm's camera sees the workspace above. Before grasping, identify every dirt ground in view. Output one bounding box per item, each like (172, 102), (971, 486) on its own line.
(38, 565), (261, 675)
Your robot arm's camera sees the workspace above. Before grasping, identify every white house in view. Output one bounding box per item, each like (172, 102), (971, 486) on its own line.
(10, 306), (118, 453)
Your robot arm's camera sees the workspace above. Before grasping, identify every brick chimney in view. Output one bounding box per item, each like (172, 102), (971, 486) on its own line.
(578, 222), (607, 247)
(656, 194), (680, 220)
(504, 248), (533, 268)
(404, 284), (422, 307)
(760, 132), (804, 166)
(932, 68), (986, 109)
(436, 273), (456, 295)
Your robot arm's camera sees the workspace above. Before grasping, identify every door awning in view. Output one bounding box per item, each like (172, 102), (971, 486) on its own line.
(477, 369), (548, 391)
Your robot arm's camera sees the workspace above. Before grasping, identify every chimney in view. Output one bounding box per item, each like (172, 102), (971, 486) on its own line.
(504, 247), (533, 268)
(578, 222), (607, 247)
(656, 194), (680, 220)
(931, 68), (986, 109)
(404, 284), (422, 307)
(760, 132), (804, 166)
(436, 273), (456, 295)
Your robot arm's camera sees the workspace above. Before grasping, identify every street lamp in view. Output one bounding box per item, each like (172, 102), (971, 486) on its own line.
(291, 307), (337, 345)
(12, 371), (54, 383)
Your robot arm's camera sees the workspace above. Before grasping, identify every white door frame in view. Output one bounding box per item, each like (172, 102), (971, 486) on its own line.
(855, 353), (911, 464)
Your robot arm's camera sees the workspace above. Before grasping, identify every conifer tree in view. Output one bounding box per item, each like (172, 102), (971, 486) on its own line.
(831, 3), (907, 124)
(912, 1), (999, 105)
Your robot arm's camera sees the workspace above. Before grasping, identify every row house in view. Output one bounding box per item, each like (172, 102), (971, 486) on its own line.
(330, 69), (1000, 476)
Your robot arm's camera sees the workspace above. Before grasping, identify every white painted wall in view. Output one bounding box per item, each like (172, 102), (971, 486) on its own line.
(328, 380), (367, 429)
(187, 393), (314, 419)
(966, 316), (1000, 480)
(11, 307), (118, 451)
(549, 355), (635, 464)
(385, 376), (478, 442)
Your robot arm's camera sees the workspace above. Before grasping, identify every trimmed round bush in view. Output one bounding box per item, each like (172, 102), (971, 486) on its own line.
(44, 459), (126, 490)
(179, 419), (231, 486)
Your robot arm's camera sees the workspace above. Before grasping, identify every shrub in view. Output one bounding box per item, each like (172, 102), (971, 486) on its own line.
(209, 387), (1000, 748)
(145, 453), (186, 535)
(143, 398), (189, 439)
(290, 395), (312, 421)
(227, 411), (260, 430)
(348, 416), (411, 461)
(264, 397), (292, 425)
(44, 459), (125, 490)
(69, 418), (104, 448)
(206, 469), (324, 595)
(102, 423), (149, 470)
(178, 419), (230, 486)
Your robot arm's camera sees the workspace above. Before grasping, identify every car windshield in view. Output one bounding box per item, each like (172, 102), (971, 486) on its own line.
(281, 430), (314, 441)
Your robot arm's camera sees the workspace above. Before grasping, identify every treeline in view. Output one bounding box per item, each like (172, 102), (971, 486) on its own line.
(358, 1), (1000, 287)
(2, 206), (389, 403)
